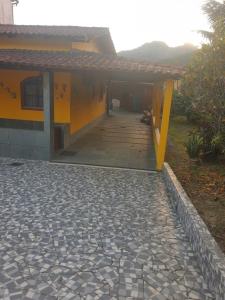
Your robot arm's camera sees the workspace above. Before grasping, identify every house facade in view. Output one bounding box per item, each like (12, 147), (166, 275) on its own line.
(0, 21), (183, 169)
(0, 25), (118, 158)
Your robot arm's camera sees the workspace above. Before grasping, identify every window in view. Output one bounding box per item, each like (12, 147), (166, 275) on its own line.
(21, 76), (43, 110)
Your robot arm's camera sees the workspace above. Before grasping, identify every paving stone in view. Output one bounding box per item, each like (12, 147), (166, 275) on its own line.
(0, 158), (216, 299)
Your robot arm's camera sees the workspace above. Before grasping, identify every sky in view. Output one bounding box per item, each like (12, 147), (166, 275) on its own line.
(13, 0), (210, 52)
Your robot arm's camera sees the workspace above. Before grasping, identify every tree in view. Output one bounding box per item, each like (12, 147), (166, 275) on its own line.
(182, 0), (225, 157)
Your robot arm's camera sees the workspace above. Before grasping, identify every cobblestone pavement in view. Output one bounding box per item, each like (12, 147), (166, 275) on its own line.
(0, 159), (214, 299)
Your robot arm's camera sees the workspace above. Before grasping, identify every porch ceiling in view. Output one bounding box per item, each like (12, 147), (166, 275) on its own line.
(0, 49), (185, 83)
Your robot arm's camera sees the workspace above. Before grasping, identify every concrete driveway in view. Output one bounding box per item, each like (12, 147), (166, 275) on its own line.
(0, 159), (214, 299)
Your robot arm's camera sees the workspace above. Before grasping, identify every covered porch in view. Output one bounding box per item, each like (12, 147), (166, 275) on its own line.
(54, 111), (156, 170)
(0, 49), (184, 170)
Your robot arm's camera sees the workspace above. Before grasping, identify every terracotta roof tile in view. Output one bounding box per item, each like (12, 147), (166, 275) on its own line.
(0, 24), (109, 41)
(0, 49), (185, 80)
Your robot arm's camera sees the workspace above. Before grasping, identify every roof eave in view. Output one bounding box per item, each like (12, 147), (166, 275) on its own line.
(0, 61), (184, 83)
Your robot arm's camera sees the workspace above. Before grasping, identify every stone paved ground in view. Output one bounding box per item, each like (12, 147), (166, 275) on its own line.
(0, 159), (214, 299)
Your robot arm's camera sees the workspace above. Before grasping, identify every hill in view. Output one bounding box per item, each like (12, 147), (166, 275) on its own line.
(118, 41), (198, 66)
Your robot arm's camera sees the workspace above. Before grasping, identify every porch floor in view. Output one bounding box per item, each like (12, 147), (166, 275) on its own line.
(54, 111), (156, 170)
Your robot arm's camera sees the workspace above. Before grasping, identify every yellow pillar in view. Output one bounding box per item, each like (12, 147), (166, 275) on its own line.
(156, 80), (174, 170)
(152, 85), (157, 119)
(154, 84), (162, 128)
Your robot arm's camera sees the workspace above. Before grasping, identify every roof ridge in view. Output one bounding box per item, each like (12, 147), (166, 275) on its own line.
(0, 24), (109, 30)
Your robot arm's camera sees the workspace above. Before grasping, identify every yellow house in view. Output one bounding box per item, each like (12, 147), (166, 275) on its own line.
(0, 24), (115, 141)
(0, 24), (183, 170)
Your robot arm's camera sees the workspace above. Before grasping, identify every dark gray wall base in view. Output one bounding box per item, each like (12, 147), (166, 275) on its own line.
(0, 118), (44, 131)
(0, 128), (49, 160)
(68, 113), (106, 146)
(0, 114), (106, 160)
(163, 163), (225, 300)
(54, 123), (70, 150)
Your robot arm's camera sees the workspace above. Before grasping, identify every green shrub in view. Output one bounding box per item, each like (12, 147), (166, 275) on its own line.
(209, 133), (225, 156)
(185, 132), (203, 159)
(185, 106), (202, 124)
(172, 92), (192, 117)
(198, 120), (225, 158)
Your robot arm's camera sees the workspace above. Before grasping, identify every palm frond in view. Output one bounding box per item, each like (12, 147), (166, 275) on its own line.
(198, 30), (214, 40)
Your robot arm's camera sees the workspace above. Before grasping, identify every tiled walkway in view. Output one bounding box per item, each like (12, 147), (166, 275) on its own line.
(0, 159), (214, 299)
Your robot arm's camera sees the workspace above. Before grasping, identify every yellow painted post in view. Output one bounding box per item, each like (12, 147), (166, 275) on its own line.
(156, 80), (174, 170)
(154, 84), (162, 128)
(151, 85), (157, 119)
(151, 84), (160, 165)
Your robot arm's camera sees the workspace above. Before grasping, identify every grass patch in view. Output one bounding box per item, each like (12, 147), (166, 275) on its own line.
(169, 116), (194, 155)
(167, 115), (225, 254)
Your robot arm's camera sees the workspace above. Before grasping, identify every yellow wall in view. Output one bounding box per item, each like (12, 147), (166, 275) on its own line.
(0, 35), (105, 133)
(72, 40), (101, 53)
(0, 69), (105, 129)
(54, 72), (71, 123)
(0, 36), (72, 51)
(70, 73), (106, 134)
(0, 36), (101, 52)
(0, 69), (71, 123)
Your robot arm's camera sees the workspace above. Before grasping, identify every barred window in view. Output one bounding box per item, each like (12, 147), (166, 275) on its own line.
(21, 77), (43, 110)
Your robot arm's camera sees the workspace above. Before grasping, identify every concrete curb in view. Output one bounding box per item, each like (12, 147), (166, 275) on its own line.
(163, 163), (225, 300)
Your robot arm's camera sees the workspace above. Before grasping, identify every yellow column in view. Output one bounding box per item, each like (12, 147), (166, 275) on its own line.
(151, 85), (157, 119)
(154, 84), (162, 128)
(156, 80), (174, 170)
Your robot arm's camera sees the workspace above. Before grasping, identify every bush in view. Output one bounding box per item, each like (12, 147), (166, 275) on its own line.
(211, 134), (225, 156)
(172, 92), (202, 125)
(172, 91), (192, 117)
(185, 106), (202, 124)
(197, 120), (225, 158)
(185, 132), (203, 159)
